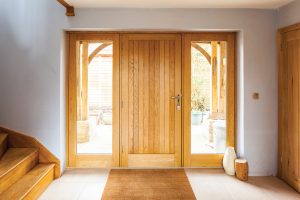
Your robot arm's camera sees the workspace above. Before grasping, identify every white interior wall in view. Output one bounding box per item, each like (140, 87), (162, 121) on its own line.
(278, 0), (300, 28)
(0, 0), (68, 170)
(0, 1), (282, 176)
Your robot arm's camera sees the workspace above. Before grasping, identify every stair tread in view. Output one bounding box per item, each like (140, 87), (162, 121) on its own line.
(0, 164), (55, 199)
(0, 148), (38, 177)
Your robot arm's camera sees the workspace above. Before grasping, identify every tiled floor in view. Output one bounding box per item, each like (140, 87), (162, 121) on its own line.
(39, 169), (300, 200)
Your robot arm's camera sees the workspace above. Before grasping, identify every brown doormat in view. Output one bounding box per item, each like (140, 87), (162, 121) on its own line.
(101, 169), (196, 200)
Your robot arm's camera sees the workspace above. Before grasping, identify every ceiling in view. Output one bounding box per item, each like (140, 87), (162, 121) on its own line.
(66, 0), (293, 9)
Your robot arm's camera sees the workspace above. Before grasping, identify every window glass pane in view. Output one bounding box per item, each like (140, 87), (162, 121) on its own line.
(191, 41), (227, 154)
(76, 41), (113, 154)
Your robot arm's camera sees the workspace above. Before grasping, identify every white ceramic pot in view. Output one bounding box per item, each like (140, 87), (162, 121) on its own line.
(223, 147), (237, 175)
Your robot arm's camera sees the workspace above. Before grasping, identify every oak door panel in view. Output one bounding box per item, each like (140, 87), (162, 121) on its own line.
(121, 34), (182, 167)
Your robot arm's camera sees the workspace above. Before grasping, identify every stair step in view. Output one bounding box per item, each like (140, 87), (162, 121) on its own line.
(0, 133), (8, 158)
(0, 148), (38, 194)
(0, 164), (55, 200)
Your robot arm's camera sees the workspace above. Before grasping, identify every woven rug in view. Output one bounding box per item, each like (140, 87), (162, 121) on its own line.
(101, 169), (196, 200)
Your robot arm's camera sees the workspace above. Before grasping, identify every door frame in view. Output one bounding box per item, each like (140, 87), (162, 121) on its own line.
(182, 32), (236, 167)
(66, 31), (236, 168)
(277, 23), (300, 191)
(66, 32), (120, 168)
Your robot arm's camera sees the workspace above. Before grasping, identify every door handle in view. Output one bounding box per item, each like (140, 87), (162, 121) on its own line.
(171, 94), (182, 99)
(171, 94), (182, 111)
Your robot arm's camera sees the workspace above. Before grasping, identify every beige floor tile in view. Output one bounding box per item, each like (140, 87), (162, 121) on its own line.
(39, 182), (85, 200)
(77, 182), (106, 200)
(39, 168), (300, 200)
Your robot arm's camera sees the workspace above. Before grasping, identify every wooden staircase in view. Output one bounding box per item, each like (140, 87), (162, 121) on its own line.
(0, 129), (59, 200)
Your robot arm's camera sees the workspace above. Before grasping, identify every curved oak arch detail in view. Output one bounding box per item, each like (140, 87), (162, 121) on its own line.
(88, 43), (112, 63)
(191, 43), (211, 64)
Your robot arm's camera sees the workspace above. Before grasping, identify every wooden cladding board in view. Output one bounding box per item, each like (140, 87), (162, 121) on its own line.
(278, 26), (300, 192)
(121, 34), (182, 167)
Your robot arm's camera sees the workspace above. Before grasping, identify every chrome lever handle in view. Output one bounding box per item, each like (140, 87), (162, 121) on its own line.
(171, 94), (182, 111)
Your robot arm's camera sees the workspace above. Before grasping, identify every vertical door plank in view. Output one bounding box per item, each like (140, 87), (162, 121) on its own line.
(287, 41), (294, 176)
(277, 32), (283, 178)
(164, 41), (170, 153)
(154, 41), (161, 153)
(159, 41), (166, 153)
(291, 41), (299, 177)
(76, 42), (82, 120)
(112, 34), (120, 167)
(133, 41), (139, 153)
(280, 35), (288, 180)
(148, 41), (155, 153)
(211, 41), (218, 113)
(226, 33), (236, 147)
(219, 42), (227, 114)
(138, 41), (144, 153)
(121, 35), (129, 166)
(182, 34), (192, 167)
(128, 41), (134, 154)
(143, 41), (150, 153)
(81, 41), (89, 120)
(169, 40), (175, 154)
(174, 35), (182, 166)
(68, 33), (78, 167)
(298, 40), (300, 178)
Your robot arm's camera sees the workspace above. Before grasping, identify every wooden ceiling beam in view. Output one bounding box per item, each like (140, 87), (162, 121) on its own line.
(57, 0), (75, 16)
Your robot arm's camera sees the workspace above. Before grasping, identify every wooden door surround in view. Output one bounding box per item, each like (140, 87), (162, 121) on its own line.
(66, 32), (236, 168)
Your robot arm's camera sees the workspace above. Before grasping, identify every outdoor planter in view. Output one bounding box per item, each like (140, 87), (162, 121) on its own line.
(77, 120), (90, 143)
(191, 111), (203, 125)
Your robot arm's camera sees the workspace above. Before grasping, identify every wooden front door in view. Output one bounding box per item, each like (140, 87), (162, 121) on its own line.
(120, 34), (182, 167)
